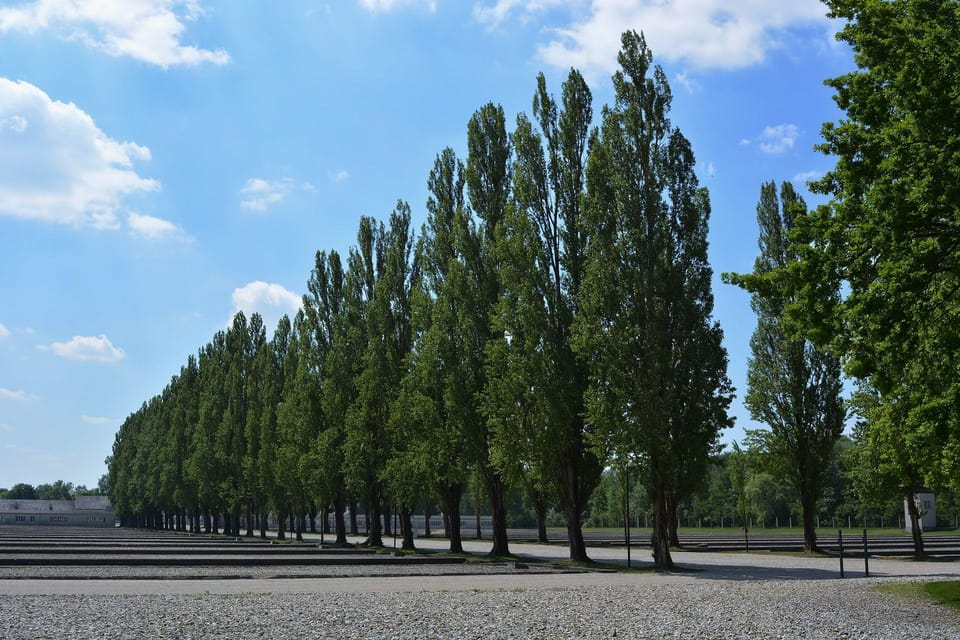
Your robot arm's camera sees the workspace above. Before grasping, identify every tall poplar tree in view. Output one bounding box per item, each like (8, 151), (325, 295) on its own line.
(725, 181), (845, 552)
(343, 216), (389, 546)
(484, 69), (600, 561)
(398, 148), (479, 553)
(258, 315), (291, 539)
(276, 310), (321, 542)
(576, 31), (732, 570)
(305, 250), (351, 545)
(465, 102), (514, 557)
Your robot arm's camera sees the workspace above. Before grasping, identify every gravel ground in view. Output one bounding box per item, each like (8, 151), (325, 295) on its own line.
(2, 578), (959, 639)
(3, 537), (960, 639)
(0, 561), (556, 580)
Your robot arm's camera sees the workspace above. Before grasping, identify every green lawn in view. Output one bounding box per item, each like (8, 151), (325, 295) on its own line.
(575, 526), (948, 537)
(877, 581), (960, 613)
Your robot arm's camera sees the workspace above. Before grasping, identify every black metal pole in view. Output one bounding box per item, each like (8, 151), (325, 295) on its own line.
(863, 528), (869, 577)
(839, 529), (845, 578)
(625, 464), (631, 569)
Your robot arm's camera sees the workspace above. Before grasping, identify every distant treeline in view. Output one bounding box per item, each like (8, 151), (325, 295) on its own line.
(0, 480), (106, 501)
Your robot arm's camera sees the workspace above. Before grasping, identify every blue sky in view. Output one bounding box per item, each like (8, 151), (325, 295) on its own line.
(0, 0), (852, 489)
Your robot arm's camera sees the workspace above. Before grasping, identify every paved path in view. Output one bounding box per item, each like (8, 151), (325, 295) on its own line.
(4, 536), (959, 596)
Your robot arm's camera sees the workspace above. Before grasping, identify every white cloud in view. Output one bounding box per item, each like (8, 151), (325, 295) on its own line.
(792, 169), (823, 184)
(332, 170), (350, 183)
(674, 71), (700, 93)
(240, 177), (316, 212)
(81, 414), (113, 425)
(231, 281), (302, 331)
(39, 334), (126, 363)
(473, 0), (567, 27)
(127, 211), (191, 242)
(705, 161), (716, 178)
(0, 0), (229, 68)
(757, 123), (800, 154)
(359, 0), (437, 12)
(0, 78), (159, 229)
(0, 324), (9, 339)
(0, 388), (32, 401)
(0, 423), (14, 432)
(527, 0), (828, 73)
(0, 114), (28, 133)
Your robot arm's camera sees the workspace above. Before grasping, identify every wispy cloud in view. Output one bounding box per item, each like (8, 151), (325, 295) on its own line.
(81, 414), (114, 425)
(127, 212), (192, 242)
(473, 0), (567, 27)
(359, 0), (437, 13)
(38, 334), (126, 363)
(0, 423), (14, 433)
(0, 78), (159, 229)
(792, 169), (823, 184)
(332, 170), (350, 183)
(742, 123), (801, 154)
(0, 323), (9, 340)
(0, 387), (37, 401)
(674, 71), (700, 93)
(239, 177), (315, 213)
(0, 0), (230, 68)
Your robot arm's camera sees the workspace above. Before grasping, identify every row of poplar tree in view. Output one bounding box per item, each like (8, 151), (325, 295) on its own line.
(108, 31), (732, 569)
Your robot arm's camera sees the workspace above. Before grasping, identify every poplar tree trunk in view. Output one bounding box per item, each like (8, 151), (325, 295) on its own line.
(334, 489), (348, 545)
(487, 471), (511, 557)
(651, 483), (674, 570)
(800, 489), (818, 553)
(400, 506), (416, 551)
(443, 483), (464, 553)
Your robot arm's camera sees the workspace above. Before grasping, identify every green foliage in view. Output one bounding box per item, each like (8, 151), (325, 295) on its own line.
(793, 0), (960, 496)
(35, 480), (74, 501)
(5, 483), (37, 499)
(724, 181), (846, 551)
(576, 30), (732, 569)
(107, 30), (736, 552)
(482, 68), (600, 561)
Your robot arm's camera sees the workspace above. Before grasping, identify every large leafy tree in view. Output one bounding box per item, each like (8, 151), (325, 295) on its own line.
(218, 311), (253, 536)
(258, 315), (291, 539)
(343, 216), (390, 547)
(242, 312), (268, 536)
(483, 69), (601, 561)
(305, 250), (351, 545)
(724, 182), (845, 552)
(576, 31), (732, 570)
(398, 148), (479, 553)
(373, 202), (421, 549)
(795, 0), (960, 493)
(276, 310), (322, 542)
(464, 102), (514, 557)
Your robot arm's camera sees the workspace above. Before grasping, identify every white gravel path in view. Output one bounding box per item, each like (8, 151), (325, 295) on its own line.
(3, 537), (960, 639)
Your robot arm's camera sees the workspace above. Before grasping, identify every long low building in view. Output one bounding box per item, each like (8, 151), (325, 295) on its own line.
(0, 495), (114, 527)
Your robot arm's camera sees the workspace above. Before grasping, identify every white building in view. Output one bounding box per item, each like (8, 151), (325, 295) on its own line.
(0, 496), (114, 527)
(905, 489), (936, 532)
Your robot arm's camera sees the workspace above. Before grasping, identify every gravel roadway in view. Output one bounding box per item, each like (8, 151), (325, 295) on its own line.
(3, 536), (960, 639)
